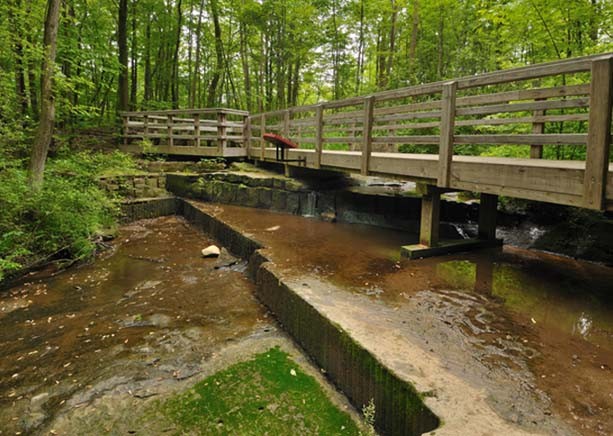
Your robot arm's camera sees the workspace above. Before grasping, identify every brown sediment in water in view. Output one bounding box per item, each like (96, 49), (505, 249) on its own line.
(192, 201), (613, 436)
(0, 216), (270, 434)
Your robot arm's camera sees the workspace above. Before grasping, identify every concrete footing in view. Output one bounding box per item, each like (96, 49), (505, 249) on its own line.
(401, 238), (503, 259)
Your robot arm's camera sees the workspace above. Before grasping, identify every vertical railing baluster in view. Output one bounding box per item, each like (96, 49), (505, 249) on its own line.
(361, 96), (374, 176)
(194, 113), (201, 147)
(260, 113), (266, 160)
(437, 81), (458, 188)
(583, 55), (613, 210)
(243, 115), (251, 154)
(314, 104), (324, 169)
(217, 110), (227, 153)
(167, 114), (174, 147)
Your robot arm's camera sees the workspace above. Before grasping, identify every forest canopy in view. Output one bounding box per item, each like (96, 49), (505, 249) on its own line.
(1, 0), (612, 132)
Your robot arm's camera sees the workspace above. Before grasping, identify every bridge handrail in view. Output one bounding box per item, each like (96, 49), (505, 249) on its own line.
(248, 53), (613, 210)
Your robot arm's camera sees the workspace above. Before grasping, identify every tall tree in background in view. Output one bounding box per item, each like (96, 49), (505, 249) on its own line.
(117, 0), (129, 113)
(28, 0), (61, 190)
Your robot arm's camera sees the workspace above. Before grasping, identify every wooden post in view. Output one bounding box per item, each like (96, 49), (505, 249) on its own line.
(583, 56), (613, 210)
(361, 96), (374, 175)
(314, 104), (324, 169)
(260, 113), (266, 160)
(419, 188), (441, 247)
(437, 81), (457, 188)
(243, 116), (251, 154)
(478, 193), (498, 241)
(143, 115), (149, 141)
(283, 109), (290, 136)
(194, 113), (201, 147)
(217, 111), (227, 153)
(167, 114), (173, 147)
(123, 115), (129, 145)
(530, 98), (545, 159)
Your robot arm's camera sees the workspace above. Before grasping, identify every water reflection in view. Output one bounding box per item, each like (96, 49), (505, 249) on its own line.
(433, 253), (612, 348)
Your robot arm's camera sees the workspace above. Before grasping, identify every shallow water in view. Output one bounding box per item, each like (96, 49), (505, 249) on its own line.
(0, 216), (267, 434)
(198, 202), (613, 435)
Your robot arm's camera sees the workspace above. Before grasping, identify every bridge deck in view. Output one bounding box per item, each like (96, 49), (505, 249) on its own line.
(253, 148), (613, 211)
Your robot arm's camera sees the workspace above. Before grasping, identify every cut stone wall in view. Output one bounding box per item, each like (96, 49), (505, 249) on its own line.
(99, 174), (167, 199)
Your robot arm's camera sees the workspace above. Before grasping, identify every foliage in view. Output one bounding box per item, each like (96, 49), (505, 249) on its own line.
(361, 398), (377, 436)
(164, 346), (360, 434)
(1, 0), (611, 127)
(0, 148), (136, 281)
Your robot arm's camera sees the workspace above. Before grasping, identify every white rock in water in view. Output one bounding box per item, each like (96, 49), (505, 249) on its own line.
(201, 245), (221, 258)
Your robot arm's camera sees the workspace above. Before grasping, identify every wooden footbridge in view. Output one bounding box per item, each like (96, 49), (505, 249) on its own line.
(121, 54), (613, 257)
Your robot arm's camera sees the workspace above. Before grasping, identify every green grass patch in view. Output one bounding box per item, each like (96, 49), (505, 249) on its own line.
(164, 347), (360, 435)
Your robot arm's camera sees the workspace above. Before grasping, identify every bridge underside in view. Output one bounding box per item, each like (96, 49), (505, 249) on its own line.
(251, 147), (613, 211)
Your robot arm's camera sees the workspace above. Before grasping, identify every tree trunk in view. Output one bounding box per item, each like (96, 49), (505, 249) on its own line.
(144, 17), (152, 106)
(171, 0), (182, 108)
(190, 0), (205, 108)
(408, 0), (419, 75)
(239, 1), (251, 111)
(28, 0), (61, 191)
(130, 0), (138, 110)
(117, 0), (129, 114)
(206, 0), (223, 107)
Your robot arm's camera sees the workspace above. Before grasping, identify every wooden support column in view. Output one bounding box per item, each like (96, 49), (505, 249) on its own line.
(478, 193), (498, 241)
(167, 115), (173, 147)
(583, 56), (613, 210)
(437, 81), (457, 188)
(217, 111), (227, 153)
(194, 113), (201, 147)
(260, 113), (266, 160)
(419, 188), (441, 247)
(361, 96), (374, 175)
(530, 98), (545, 159)
(314, 104), (324, 169)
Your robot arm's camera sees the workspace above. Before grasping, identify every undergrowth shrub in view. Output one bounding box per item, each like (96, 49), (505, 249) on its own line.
(0, 147), (136, 281)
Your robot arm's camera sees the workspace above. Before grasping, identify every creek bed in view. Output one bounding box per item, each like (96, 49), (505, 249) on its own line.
(0, 216), (360, 435)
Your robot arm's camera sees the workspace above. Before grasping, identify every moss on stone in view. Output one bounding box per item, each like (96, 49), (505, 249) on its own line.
(163, 346), (360, 435)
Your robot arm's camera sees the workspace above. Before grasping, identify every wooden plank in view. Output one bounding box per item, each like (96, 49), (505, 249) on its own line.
(371, 135), (440, 144)
(456, 98), (589, 117)
(375, 110), (442, 123)
(456, 84), (590, 107)
(453, 134), (587, 145)
(437, 81), (458, 188)
(121, 144), (247, 157)
(583, 56), (613, 209)
(324, 137), (362, 143)
(361, 96), (374, 175)
(314, 105), (324, 169)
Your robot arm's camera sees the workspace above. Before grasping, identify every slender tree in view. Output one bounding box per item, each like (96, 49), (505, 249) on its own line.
(28, 0), (61, 190)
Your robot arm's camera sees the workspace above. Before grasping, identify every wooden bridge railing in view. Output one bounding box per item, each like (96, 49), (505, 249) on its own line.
(249, 53), (613, 210)
(120, 108), (250, 156)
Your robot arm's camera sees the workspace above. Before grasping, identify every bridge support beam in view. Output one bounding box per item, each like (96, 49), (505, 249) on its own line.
(401, 188), (502, 259)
